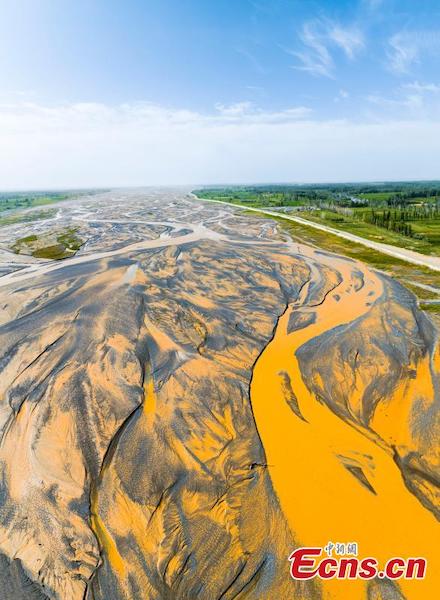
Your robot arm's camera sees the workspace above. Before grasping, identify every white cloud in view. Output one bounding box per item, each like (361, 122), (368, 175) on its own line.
(0, 100), (438, 188)
(367, 93), (423, 111)
(292, 22), (334, 78)
(387, 33), (420, 74)
(328, 25), (365, 59)
(387, 31), (440, 75)
(367, 79), (440, 114)
(215, 102), (253, 117)
(334, 89), (350, 102)
(367, 93), (426, 118)
(214, 101), (312, 122)
(292, 20), (365, 78)
(0, 100), (312, 134)
(404, 81), (440, 94)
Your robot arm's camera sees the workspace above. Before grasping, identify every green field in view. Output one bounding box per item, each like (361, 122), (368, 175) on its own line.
(196, 182), (440, 209)
(412, 220), (440, 245)
(358, 192), (397, 202)
(194, 187), (327, 208)
(0, 192), (70, 215)
(299, 209), (440, 256)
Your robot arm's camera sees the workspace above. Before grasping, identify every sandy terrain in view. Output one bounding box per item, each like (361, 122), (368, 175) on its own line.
(0, 189), (438, 599)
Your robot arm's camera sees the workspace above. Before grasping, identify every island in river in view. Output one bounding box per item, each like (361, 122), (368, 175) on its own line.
(0, 189), (438, 600)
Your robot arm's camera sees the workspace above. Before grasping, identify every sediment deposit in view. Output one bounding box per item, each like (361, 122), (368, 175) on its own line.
(0, 189), (438, 599)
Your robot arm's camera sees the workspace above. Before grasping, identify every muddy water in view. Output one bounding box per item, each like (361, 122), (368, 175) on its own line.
(251, 249), (440, 599)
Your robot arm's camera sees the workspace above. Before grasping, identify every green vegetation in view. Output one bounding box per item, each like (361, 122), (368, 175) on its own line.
(418, 302), (440, 323)
(419, 302), (440, 312)
(0, 208), (56, 228)
(56, 227), (84, 251)
(297, 209), (440, 256)
(12, 227), (84, 260)
(402, 282), (439, 300)
(31, 244), (72, 260)
(0, 192), (70, 215)
(358, 192), (396, 203)
(194, 186), (328, 208)
(195, 181), (440, 207)
(18, 234), (38, 243)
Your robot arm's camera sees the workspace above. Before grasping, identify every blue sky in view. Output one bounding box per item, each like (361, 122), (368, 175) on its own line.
(0, 0), (440, 187)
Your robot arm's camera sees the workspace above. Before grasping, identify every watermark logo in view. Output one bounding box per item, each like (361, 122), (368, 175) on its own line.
(289, 542), (426, 581)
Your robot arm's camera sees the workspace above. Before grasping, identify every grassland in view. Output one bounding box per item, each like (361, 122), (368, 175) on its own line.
(298, 209), (440, 256)
(358, 192), (396, 203)
(358, 191), (440, 204)
(0, 192), (70, 215)
(194, 187), (324, 208)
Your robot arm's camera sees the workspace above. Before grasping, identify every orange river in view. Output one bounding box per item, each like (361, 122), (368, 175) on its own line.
(250, 248), (440, 600)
